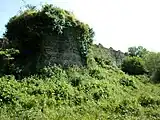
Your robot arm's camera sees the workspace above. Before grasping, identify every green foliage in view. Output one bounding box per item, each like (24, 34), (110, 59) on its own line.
(121, 56), (146, 75)
(115, 99), (140, 116)
(0, 2), (160, 120)
(4, 4), (94, 71)
(143, 52), (160, 82)
(144, 52), (160, 73)
(151, 68), (160, 83)
(38, 65), (65, 78)
(127, 46), (148, 58)
(0, 65), (159, 119)
(87, 44), (113, 68)
(0, 48), (19, 75)
(0, 48), (19, 59)
(119, 77), (136, 88)
(139, 94), (160, 107)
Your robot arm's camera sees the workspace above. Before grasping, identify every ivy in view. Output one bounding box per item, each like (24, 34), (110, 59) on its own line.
(5, 4), (94, 64)
(0, 48), (19, 75)
(0, 48), (19, 59)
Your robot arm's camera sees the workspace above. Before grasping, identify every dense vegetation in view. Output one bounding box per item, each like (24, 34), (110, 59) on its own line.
(4, 4), (94, 74)
(0, 3), (160, 120)
(0, 61), (160, 120)
(121, 56), (146, 75)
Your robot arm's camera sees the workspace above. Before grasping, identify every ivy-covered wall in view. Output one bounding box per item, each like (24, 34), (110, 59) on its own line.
(37, 29), (84, 68)
(4, 4), (94, 74)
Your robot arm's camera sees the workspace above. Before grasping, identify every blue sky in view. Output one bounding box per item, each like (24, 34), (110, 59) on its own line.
(1, 0), (160, 52)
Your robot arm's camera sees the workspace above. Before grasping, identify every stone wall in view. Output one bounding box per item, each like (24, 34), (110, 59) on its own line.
(36, 32), (84, 69)
(108, 47), (125, 66)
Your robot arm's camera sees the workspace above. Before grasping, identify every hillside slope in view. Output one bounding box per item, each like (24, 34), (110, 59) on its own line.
(0, 63), (159, 120)
(1, 4), (160, 120)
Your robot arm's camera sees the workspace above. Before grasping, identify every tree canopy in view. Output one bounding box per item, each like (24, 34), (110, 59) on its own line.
(127, 46), (148, 58)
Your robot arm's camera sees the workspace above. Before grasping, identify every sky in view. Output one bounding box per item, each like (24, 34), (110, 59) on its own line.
(0, 0), (160, 52)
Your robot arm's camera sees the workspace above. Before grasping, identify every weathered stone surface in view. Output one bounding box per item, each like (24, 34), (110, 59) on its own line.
(108, 47), (125, 66)
(36, 32), (84, 68)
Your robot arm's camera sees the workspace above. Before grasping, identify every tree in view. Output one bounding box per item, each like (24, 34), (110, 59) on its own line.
(144, 52), (160, 73)
(121, 56), (146, 75)
(128, 46), (148, 58)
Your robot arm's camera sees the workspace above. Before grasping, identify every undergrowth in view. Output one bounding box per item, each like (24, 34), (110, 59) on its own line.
(0, 64), (159, 120)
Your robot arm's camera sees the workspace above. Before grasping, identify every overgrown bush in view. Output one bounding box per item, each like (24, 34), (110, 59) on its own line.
(87, 44), (113, 68)
(121, 56), (146, 75)
(119, 77), (136, 88)
(151, 67), (160, 83)
(0, 62), (159, 119)
(0, 48), (19, 75)
(144, 52), (160, 74)
(0, 2), (160, 120)
(4, 4), (94, 73)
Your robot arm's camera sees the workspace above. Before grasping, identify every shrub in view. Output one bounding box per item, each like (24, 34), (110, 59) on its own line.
(38, 65), (66, 79)
(121, 56), (146, 75)
(151, 67), (160, 83)
(119, 77), (136, 88)
(138, 94), (160, 107)
(89, 68), (106, 80)
(94, 57), (112, 67)
(0, 47), (19, 75)
(70, 77), (82, 87)
(87, 44), (113, 68)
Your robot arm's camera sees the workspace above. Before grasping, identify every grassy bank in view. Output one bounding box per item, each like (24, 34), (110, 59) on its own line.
(0, 65), (159, 120)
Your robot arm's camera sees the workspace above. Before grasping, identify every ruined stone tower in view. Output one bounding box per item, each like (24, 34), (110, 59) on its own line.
(4, 4), (94, 73)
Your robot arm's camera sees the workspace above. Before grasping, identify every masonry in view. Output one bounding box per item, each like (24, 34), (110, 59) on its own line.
(4, 4), (94, 75)
(36, 32), (84, 69)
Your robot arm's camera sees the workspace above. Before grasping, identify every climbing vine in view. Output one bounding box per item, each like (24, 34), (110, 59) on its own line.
(5, 4), (94, 63)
